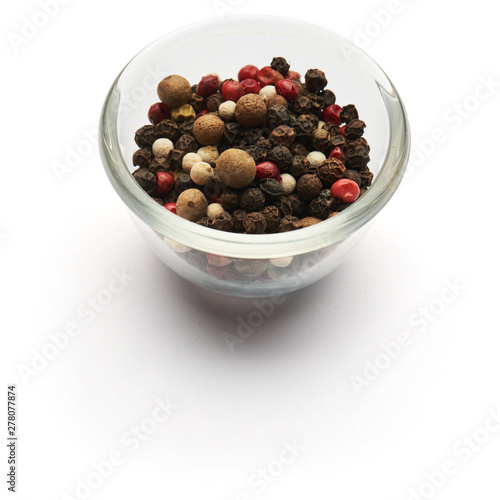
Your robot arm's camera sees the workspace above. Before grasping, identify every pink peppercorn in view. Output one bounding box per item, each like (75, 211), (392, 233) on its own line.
(330, 179), (360, 203)
(240, 78), (262, 94)
(322, 104), (342, 125)
(196, 74), (219, 97)
(255, 161), (282, 181)
(221, 80), (245, 102)
(156, 172), (175, 195)
(164, 202), (177, 214)
(148, 102), (171, 125)
(238, 64), (259, 82)
(329, 147), (345, 161)
(274, 79), (300, 100)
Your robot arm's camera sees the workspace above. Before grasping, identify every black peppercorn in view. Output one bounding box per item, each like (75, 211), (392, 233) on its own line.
(206, 93), (224, 112)
(270, 56), (290, 76)
(231, 209), (247, 232)
(260, 178), (284, 199)
(344, 119), (366, 140)
(260, 206), (280, 233)
(149, 156), (171, 173)
(168, 149), (185, 170)
(220, 188), (241, 211)
(274, 196), (293, 217)
(345, 145), (370, 170)
(268, 145), (292, 171)
(296, 174), (322, 201)
(343, 169), (362, 187)
(196, 217), (212, 228)
(359, 169), (374, 188)
(240, 188), (266, 212)
(177, 120), (195, 136)
(188, 92), (204, 112)
(308, 93), (325, 116)
(304, 69), (328, 92)
(312, 128), (331, 153)
(320, 89), (336, 107)
(238, 144), (267, 164)
(135, 125), (156, 148)
(278, 215), (303, 232)
(175, 134), (198, 153)
(212, 211), (233, 232)
(268, 125), (296, 147)
(290, 142), (309, 156)
(256, 137), (272, 150)
(289, 155), (311, 178)
(308, 196), (331, 220)
(132, 168), (156, 195)
(175, 173), (196, 195)
(340, 104), (359, 124)
(293, 118), (315, 144)
(298, 113), (320, 129)
(267, 105), (291, 129)
(132, 148), (153, 168)
(154, 120), (180, 142)
(330, 134), (347, 151)
(243, 212), (267, 234)
(317, 158), (346, 183)
(293, 96), (312, 115)
(323, 122), (340, 136)
(223, 122), (244, 145)
(287, 193), (306, 216)
(243, 127), (264, 145)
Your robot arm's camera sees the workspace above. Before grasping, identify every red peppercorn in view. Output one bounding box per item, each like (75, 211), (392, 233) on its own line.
(330, 179), (360, 202)
(329, 147), (345, 161)
(221, 80), (245, 102)
(275, 79), (300, 100)
(285, 70), (301, 80)
(240, 78), (262, 94)
(257, 66), (283, 87)
(156, 172), (175, 195)
(148, 102), (171, 125)
(255, 161), (282, 181)
(209, 194), (221, 204)
(339, 125), (346, 137)
(322, 104), (342, 125)
(238, 64), (259, 82)
(196, 109), (209, 119)
(196, 74), (219, 97)
(164, 202), (177, 214)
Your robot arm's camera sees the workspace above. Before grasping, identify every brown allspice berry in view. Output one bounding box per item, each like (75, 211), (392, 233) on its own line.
(216, 148), (256, 189)
(243, 212), (267, 234)
(157, 75), (192, 108)
(192, 114), (225, 146)
(296, 174), (322, 201)
(265, 94), (288, 109)
(317, 158), (346, 183)
(328, 211), (340, 218)
(301, 217), (322, 227)
(235, 94), (267, 127)
(176, 188), (208, 222)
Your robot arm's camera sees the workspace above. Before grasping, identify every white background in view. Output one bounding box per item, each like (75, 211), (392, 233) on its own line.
(2, 1), (500, 499)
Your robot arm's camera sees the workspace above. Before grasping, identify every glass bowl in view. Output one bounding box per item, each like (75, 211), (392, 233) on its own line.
(99, 15), (409, 298)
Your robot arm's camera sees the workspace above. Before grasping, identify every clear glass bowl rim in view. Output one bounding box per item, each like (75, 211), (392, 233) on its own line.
(99, 15), (410, 259)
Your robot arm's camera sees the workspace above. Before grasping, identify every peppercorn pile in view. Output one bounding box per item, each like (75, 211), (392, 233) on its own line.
(132, 57), (373, 234)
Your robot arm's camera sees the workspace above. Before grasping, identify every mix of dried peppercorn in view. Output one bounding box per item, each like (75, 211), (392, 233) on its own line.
(131, 57), (373, 234)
